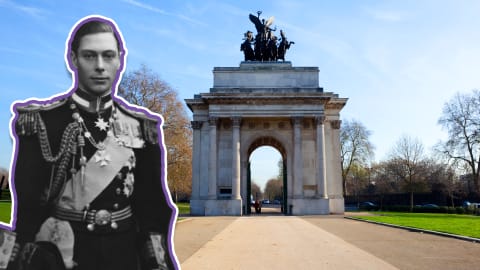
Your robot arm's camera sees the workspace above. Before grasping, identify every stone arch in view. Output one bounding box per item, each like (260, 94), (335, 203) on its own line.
(247, 136), (286, 160)
(186, 61), (347, 215)
(245, 136), (289, 215)
(240, 131), (293, 214)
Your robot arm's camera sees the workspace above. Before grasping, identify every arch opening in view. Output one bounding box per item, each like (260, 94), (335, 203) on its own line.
(246, 137), (288, 215)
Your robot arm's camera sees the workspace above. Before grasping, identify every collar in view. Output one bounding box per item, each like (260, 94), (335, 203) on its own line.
(72, 89), (113, 113)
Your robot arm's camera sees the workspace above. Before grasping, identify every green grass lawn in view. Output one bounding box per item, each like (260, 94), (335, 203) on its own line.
(354, 212), (480, 238)
(176, 202), (190, 215)
(0, 202), (12, 224)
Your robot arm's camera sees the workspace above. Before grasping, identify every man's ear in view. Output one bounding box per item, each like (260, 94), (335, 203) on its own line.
(115, 50), (123, 70)
(70, 51), (78, 68)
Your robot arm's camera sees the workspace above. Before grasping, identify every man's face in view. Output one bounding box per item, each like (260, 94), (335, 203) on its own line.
(71, 32), (120, 96)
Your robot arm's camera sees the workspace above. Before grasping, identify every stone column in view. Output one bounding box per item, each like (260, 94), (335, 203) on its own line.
(231, 116), (241, 200)
(191, 121), (203, 200)
(315, 116), (328, 199)
(292, 116), (303, 198)
(330, 120), (342, 198)
(208, 117), (218, 199)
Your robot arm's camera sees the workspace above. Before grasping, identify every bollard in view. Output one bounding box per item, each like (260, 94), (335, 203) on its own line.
(289, 204), (293, 215)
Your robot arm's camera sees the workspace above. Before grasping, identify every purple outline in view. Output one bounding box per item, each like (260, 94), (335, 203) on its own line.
(6, 15), (180, 269)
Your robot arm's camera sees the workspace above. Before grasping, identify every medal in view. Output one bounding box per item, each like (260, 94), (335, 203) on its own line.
(95, 116), (109, 131)
(94, 149), (111, 167)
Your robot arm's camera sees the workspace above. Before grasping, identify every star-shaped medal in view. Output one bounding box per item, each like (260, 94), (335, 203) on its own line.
(95, 116), (109, 131)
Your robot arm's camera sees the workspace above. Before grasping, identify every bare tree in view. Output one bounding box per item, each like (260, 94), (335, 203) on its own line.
(371, 162), (396, 210)
(119, 64), (192, 202)
(346, 163), (370, 207)
(276, 158), (284, 180)
(251, 181), (263, 201)
(438, 90), (480, 194)
(264, 178), (283, 201)
(424, 160), (459, 207)
(340, 119), (375, 196)
(388, 135), (427, 211)
(0, 167), (8, 200)
(0, 167), (7, 188)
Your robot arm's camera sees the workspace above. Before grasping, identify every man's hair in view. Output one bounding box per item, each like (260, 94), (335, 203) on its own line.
(70, 20), (121, 54)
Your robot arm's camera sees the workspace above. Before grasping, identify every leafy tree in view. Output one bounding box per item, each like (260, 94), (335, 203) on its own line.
(118, 64), (192, 202)
(340, 119), (375, 196)
(438, 90), (480, 194)
(388, 135), (427, 211)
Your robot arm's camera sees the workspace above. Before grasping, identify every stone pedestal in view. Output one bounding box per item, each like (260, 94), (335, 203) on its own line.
(189, 199), (206, 216)
(289, 198), (330, 215)
(204, 199), (243, 216)
(329, 197), (345, 214)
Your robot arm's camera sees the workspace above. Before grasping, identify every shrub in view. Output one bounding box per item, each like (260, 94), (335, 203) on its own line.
(385, 205), (411, 212)
(439, 206), (449, 213)
(465, 207), (475, 215)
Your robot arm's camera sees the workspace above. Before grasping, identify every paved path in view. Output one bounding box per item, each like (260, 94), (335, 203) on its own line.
(174, 215), (480, 270)
(175, 216), (398, 269)
(304, 215), (480, 270)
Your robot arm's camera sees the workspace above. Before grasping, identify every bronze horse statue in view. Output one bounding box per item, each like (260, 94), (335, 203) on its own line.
(242, 12), (294, 62)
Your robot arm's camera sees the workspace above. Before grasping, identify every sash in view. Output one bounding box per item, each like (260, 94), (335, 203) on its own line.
(58, 133), (133, 210)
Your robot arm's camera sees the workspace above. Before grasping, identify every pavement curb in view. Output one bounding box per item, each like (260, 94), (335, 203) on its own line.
(176, 217), (192, 224)
(345, 216), (480, 243)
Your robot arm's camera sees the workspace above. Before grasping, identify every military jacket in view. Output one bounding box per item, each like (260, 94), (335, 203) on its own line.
(11, 91), (175, 269)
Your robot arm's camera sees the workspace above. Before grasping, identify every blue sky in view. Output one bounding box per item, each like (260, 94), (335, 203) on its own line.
(1, 0), (480, 191)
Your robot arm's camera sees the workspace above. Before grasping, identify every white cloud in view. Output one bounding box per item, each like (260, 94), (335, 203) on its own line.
(0, 0), (48, 18)
(175, 14), (207, 27)
(121, 0), (207, 26)
(121, 0), (167, 14)
(365, 7), (406, 22)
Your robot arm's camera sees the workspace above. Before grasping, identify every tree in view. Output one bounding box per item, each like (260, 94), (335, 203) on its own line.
(423, 160), (459, 207)
(251, 181), (262, 201)
(119, 64), (192, 202)
(370, 162), (396, 210)
(346, 163), (370, 206)
(388, 135), (427, 211)
(276, 158), (284, 180)
(438, 90), (480, 194)
(340, 119), (375, 196)
(0, 167), (8, 189)
(264, 178), (283, 201)
(0, 167), (8, 200)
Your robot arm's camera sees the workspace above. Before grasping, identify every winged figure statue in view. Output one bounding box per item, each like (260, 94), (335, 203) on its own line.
(241, 11), (293, 62)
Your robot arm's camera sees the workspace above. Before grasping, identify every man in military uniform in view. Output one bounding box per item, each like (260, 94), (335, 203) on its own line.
(2, 16), (178, 270)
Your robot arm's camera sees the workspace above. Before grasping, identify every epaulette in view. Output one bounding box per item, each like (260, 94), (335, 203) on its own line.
(15, 99), (68, 136)
(114, 103), (159, 145)
(142, 118), (159, 145)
